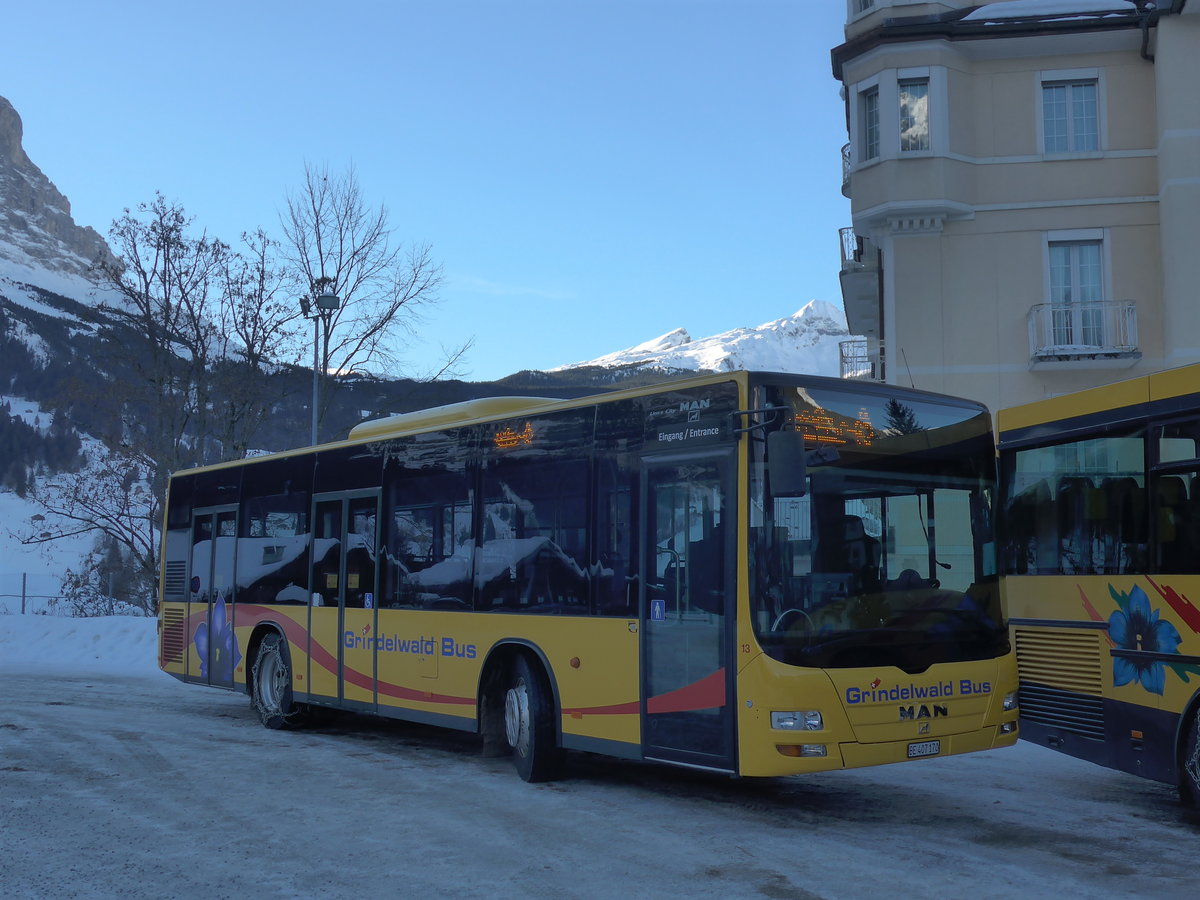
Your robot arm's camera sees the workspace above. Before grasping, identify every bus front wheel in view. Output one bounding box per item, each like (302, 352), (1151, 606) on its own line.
(504, 655), (563, 782)
(252, 632), (305, 730)
(1183, 710), (1200, 807)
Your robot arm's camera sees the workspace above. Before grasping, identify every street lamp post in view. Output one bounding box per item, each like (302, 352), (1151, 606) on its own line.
(300, 288), (341, 446)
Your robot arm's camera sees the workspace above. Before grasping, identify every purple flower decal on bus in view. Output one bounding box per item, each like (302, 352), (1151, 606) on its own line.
(1108, 584), (1182, 695)
(194, 594), (242, 682)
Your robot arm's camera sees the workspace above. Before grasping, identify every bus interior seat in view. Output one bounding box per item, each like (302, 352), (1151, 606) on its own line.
(1156, 474), (1189, 570)
(1101, 476), (1146, 572)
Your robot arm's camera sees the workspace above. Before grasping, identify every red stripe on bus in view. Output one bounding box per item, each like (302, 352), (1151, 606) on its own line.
(1146, 577), (1200, 635)
(646, 669), (726, 714)
(235, 605), (474, 706)
(561, 700), (640, 717)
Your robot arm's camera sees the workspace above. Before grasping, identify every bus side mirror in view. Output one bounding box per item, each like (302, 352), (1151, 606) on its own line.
(767, 430), (808, 498)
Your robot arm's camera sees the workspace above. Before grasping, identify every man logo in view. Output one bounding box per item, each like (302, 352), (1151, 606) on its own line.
(899, 704), (948, 721)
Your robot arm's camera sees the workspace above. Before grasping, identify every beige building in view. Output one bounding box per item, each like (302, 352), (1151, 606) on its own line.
(832, 0), (1200, 413)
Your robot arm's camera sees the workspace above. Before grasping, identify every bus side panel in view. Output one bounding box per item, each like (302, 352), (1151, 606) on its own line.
(1018, 695), (1180, 784)
(1009, 574), (1200, 787)
(370, 612), (643, 748)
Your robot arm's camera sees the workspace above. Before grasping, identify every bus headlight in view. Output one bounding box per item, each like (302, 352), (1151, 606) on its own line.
(1003, 691), (1018, 712)
(771, 710), (823, 731)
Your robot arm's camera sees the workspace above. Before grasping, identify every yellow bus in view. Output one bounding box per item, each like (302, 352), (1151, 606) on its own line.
(159, 370), (1018, 781)
(998, 364), (1200, 804)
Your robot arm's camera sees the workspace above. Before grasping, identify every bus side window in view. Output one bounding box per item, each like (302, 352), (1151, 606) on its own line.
(1154, 473), (1193, 573)
(384, 470), (473, 611)
(1102, 475), (1145, 574)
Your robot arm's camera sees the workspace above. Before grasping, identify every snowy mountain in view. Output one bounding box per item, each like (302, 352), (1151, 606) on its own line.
(0, 95), (115, 300)
(551, 301), (851, 378)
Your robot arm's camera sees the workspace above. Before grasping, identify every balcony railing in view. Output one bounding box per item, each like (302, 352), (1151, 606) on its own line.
(1027, 300), (1139, 362)
(839, 227), (878, 274)
(840, 339), (885, 381)
(841, 143), (852, 197)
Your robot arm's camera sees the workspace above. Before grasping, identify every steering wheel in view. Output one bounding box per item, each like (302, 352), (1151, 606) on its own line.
(771, 608), (816, 635)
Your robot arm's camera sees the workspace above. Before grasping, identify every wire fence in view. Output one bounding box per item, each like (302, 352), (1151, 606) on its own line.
(0, 572), (64, 615)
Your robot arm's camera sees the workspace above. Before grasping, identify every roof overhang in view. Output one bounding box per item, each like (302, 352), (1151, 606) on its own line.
(832, 2), (1157, 80)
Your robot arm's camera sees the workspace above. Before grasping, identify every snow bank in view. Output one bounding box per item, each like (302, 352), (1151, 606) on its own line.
(0, 613), (160, 676)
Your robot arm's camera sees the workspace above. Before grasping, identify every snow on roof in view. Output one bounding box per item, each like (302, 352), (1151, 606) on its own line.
(962, 0), (1139, 21)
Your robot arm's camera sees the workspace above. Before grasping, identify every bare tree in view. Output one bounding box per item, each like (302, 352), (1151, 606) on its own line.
(23, 449), (159, 615)
(209, 228), (306, 458)
(280, 163), (467, 437)
(94, 193), (230, 476)
(23, 198), (307, 613)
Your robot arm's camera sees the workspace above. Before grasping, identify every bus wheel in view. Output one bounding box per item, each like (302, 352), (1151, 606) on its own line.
(1183, 710), (1200, 807)
(504, 655), (563, 782)
(252, 633), (304, 730)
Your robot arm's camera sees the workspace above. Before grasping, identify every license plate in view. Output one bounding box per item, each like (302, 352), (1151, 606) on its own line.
(907, 740), (940, 759)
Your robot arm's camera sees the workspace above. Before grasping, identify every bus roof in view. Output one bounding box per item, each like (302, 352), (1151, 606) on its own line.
(348, 396), (564, 440)
(169, 369), (990, 479)
(997, 362), (1200, 439)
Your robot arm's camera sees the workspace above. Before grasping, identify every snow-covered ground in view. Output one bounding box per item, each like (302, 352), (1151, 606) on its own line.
(1, 611), (1198, 899)
(0, 611), (157, 673)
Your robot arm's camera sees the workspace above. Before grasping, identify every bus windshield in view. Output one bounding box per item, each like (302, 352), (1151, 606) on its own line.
(749, 382), (1008, 673)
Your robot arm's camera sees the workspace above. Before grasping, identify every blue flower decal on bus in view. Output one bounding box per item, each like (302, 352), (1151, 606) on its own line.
(194, 594), (241, 682)
(1108, 584), (1182, 695)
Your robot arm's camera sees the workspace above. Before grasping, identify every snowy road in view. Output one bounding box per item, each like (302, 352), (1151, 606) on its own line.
(2, 665), (1197, 900)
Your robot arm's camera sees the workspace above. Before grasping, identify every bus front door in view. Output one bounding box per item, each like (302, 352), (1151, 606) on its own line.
(641, 451), (736, 772)
(309, 492), (381, 710)
(189, 506), (238, 688)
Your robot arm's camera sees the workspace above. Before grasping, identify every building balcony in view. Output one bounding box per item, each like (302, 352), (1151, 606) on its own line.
(1027, 300), (1141, 370)
(839, 226), (881, 338)
(840, 338), (885, 381)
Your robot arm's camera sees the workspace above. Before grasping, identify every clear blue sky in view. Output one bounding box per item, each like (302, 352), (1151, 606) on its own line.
(3, 1), (850, 381)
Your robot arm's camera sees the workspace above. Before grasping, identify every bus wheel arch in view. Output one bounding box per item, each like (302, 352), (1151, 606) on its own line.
(478, 641), (564, 782)
(1179, 694), (1200, 807)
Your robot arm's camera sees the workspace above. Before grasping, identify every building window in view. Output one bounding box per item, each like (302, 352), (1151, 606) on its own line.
(856, 0), (875, 10)
(1042, 80), (1098, 153)
(1049, 240), (1103, 346)
(899, 78), (929, 152)
(860, 87), (880, 161)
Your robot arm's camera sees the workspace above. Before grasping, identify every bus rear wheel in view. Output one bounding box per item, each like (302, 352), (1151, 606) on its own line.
(252, 632), (305, 730)
(504, 655), (563, 782)
(1183, 710), (1200, 807)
